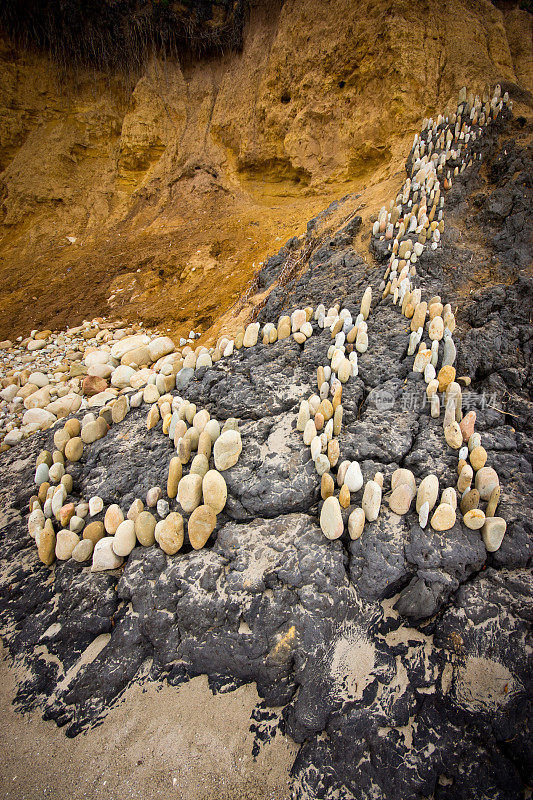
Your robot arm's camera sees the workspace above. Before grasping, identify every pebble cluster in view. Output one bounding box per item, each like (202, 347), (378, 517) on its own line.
(28, 390), (242, 569)
(13, 84), (512, 579)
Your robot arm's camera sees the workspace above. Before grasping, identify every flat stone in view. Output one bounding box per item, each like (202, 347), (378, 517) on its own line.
(72, 539), (94, 562)
(148, 336), (174, 362)
(104, 504), (124, 534)
(83, 521), (105, 545)
(389, 484), (413, 515)
(444, 421), (463, 448)
(202, 470), (227, 514)
(111, 395), (129, 423)
(463, 508), (485, 530)
(64, 436), (83, 462)
(391, 468), (416, 494)
(362, 480), (382, 521)
(470, 445), (487, 471)
(38, 521), (56, 566)
(135, 511), (156, 546)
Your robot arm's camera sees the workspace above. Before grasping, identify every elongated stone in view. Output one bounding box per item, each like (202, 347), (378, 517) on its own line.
(457, 464), (473, 492)
(113, 519), (136, 556)
(360, 286), (372, 319)
(320, 496), (344, 540)
(416, 474), (439, 513)
(362, 480), (381, 521)
(348, 508), (365, 540)
(418, 500), (429, 528)
(321, 473), (334, 500)
(178, 474), (202, 513)
(486, 486), (500, 518)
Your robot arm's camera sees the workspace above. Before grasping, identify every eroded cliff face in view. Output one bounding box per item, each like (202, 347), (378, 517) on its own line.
(0, 0), (531, 340)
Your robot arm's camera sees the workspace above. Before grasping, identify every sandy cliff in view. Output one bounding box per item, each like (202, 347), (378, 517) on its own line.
(0, 0), (531, 340)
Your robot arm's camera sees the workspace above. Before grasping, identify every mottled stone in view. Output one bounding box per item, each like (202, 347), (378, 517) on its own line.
(213, 430), (242, 471)
(155, 513), (184, 555)
(430, 503), (456, 531)
(475, 466), (499, 500)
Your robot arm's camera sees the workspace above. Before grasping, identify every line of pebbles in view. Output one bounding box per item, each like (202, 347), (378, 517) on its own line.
(16, 84), (509, 574)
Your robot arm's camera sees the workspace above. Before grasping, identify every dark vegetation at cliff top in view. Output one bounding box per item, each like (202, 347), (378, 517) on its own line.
(0, 0), (250, 70)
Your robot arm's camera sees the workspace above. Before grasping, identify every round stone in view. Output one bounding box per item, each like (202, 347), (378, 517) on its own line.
(475, 467), (499, 500)
(362, 480), (382, 521)
(348, 507), (365, 540)
(482, 517), (507, 552)
(112, 519), (137, 556)
(437, 365), (456, 392)
(91, 537), (124, 572)
(463, 508), (485, 530)
(344, 461), (363, 493)
(104, 504), (124, 534)
(188, 505), (216, 549)
(202, 470), (227, 514)
(177, 473), (203, 513)
(64, 436), (83, 462)
(72, 539), (94, 562)
(55, 529), (80, 560)
(389, 484), (413, 515)
(320, 496), (344, 540)
(213, 430), (242, 471)
(146, 486), (162, 507)
(135, 511), (157, 546)
(430, 503), (456, 531)
(83, 521), (105, 545)
(470, 446), (487, 471)
(155, 512), (184, 555)
(391, 468), (416, 494)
